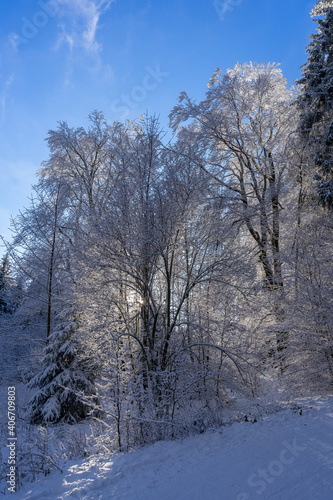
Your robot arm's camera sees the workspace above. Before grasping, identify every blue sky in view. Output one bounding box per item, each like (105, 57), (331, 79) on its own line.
(0, 0), (315, 244)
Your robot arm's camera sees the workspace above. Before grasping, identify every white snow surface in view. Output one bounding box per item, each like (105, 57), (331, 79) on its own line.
(8, 396), (333, 500)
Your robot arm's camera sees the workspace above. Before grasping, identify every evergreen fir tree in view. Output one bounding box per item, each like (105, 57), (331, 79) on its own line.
(27, 313), (100, 424)
(297, 0), (333, 208)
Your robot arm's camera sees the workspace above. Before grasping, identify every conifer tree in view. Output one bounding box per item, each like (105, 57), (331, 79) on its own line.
(27, 312), (100, 424)
(297, 0), (333, 208)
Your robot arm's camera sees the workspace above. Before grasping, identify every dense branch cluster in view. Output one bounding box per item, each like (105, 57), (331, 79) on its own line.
(1, 1), (333, 451)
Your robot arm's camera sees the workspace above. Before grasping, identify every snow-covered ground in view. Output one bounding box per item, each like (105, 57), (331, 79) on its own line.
(5, 395), (333, 500)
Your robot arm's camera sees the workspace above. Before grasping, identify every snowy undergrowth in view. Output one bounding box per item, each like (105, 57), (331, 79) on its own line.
(2, 393), (333, 499)
(0, 382), (96, 493)
(2, 374), (332, 498)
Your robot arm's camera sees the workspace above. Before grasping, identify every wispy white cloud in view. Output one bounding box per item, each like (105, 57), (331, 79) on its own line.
(7, 0), (112, 55)
(56, 0), (113, 54)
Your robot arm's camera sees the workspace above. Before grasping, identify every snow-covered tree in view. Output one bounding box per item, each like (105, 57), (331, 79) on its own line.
(0, 254), (15, 314)
(170, 62), (297, 290)
(8, 177), (72, 343)
(297, 0), (333, 208)
(42, 110), (111, 219)
(64, 114), (252, 445)
(21, 115), (111, 423)
(169, 62), (297, 363)
(27, 312), (100, 424)
(285, 204), (333, 389)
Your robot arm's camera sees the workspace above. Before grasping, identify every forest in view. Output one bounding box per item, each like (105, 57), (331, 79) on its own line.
(0, 0), (332, 484)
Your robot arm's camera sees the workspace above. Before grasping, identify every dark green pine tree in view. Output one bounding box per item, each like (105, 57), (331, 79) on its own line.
(297, 0), (333, 208)
(27, 312), (100, 424)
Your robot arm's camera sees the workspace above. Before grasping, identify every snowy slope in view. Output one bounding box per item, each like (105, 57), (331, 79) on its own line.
(7, 396), (333, 500)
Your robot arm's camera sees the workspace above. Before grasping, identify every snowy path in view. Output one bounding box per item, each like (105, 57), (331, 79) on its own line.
(10, 396), (333, 499)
